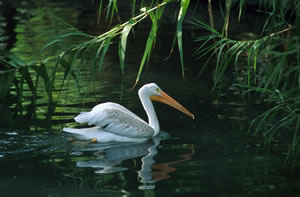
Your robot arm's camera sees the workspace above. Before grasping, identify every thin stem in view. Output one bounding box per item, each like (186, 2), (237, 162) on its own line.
(208, 0), (214, 30)
(268, 24), (295, 38)
(224, 0), (231, 48)
(96, 1), (169, 39)
(208, 0), (217, 56)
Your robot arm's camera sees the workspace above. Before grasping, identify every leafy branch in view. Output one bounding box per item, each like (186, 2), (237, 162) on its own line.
(192, 0), (300, 160)
(44, 0), (190, 88)
(192, 18), (296, 91)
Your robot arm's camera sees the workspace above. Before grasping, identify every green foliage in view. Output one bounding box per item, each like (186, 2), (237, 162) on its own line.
(106, 0), (121, 24)
(0, 50), (25, 98)
(2, 0), (190, 114)
(192, 0), (300, 159)
(43, 0), (189, 87)
(0, 49), (60, 121)
(134, 4), (165, 87)
(248, 88), (300, 159)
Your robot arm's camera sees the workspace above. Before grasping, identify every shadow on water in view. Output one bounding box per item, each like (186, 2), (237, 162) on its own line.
(1, 0), (300, 197)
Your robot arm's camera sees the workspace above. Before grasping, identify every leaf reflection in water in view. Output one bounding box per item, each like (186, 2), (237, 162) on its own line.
(70, 131), (194, 190)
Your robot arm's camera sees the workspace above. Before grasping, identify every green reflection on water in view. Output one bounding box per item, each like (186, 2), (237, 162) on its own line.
(5, 0), (139, 131)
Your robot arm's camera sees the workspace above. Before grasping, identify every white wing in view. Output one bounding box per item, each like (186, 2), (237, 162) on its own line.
(74, 102), (155, 138)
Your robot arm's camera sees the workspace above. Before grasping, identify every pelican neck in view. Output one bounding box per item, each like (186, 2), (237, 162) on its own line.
(139, 92), (160, 135)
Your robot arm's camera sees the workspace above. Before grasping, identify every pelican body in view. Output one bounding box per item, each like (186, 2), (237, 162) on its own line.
(63, 83), (194, 143)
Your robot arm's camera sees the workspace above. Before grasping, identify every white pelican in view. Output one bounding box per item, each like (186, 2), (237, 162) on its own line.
(63, 83), (194, 143)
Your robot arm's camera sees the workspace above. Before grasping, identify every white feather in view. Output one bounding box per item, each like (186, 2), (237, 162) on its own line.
(71, 102), (154, 138)
(74, 112), (90, 123)
(63, 127), (148, 143)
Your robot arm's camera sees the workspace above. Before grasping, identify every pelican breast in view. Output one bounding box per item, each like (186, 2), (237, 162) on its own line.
(75, 102), (155, 138)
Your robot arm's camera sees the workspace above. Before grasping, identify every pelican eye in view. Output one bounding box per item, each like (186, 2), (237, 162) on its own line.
(155, 88), (160, 92)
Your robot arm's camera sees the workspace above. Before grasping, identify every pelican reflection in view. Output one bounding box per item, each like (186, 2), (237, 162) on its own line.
(71, 131), (194, 190)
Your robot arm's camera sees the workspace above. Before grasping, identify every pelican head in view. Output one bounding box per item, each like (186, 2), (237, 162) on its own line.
(138, 83), (194, 119)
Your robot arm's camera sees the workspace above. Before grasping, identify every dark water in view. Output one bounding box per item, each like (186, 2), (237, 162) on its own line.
(1, 1), (300, 197)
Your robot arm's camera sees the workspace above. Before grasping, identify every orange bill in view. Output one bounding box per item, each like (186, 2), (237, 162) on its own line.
(150, 90), (195, 119)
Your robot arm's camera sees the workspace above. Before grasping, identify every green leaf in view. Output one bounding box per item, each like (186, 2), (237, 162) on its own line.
(134, 6), (164, 87)
(59, 47), (83, 91)
(59, 31), (92, 39)
(107, 0), (120, 24)
(60, 57), (81, 93)
(119, 23), (133, 74)
(98, 37), (112, 72)
(0, 50), (26, 68)
(19, 67), (37, 98)
(177, 0), (190, 78)
(31, 63), (52, 98)
(238, 0), (246, 22)
(135, 29), (155, 85)
(106, 0), (113, 20)
(190, 18), (219, 34)
(42, 39), (63, 51)
(131, 0), (136, 17)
